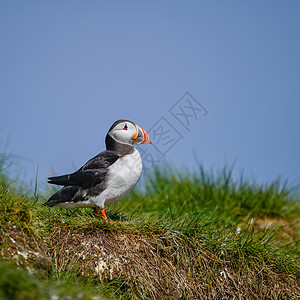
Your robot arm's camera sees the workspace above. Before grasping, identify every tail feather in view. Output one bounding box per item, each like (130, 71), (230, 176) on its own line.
(48, 174), (71, 186)
(44, 185), (80, 207)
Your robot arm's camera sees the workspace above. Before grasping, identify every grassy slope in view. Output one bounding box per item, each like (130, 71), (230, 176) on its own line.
(0, 163), (299, 299)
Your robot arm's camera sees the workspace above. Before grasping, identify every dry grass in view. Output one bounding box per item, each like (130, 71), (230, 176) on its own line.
(1, 223), (299, 299)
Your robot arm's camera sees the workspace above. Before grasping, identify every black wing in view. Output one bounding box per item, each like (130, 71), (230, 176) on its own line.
(47, 150), (120, 189)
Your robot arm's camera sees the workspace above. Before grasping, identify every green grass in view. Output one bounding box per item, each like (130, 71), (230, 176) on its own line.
(0, 260), (107, 300)
(0, 153), (299, 298)
(112, 165), (299, 221)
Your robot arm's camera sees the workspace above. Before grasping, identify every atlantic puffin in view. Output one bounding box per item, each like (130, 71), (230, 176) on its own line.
(44, 120), (151, 222)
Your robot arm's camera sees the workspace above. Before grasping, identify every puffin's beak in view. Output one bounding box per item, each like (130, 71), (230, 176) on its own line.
(133, 125), (151, 144)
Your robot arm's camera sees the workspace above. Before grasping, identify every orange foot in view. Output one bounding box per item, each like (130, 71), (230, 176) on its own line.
(93, 208), (113, 223)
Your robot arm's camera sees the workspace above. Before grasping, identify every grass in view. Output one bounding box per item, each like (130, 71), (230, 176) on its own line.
(117, 165), (299, 221)
(0, 260), (106, 300)
(0, 151), (299, 299)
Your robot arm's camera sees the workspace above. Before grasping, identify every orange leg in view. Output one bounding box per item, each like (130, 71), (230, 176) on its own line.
(93, 208), (99, 218)
(100, 208), (109, 222)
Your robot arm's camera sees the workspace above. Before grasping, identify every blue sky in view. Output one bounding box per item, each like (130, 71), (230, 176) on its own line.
(1, 1), (299, 188)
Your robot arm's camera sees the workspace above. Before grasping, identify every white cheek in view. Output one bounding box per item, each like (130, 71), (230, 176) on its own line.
(111, 130), (134, 144)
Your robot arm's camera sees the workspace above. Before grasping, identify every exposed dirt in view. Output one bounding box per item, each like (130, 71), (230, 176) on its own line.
(255, 217), (300, 245)
(1, 225), (299, 299)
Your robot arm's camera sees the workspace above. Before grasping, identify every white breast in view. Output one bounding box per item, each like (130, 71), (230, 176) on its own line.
(91, 148), (143, 208)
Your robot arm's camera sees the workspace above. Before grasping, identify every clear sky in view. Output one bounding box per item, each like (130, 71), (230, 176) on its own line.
(1, 1), (299, 188)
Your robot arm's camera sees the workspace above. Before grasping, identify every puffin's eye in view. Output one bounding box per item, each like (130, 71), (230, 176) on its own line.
(123, 124), (128, 130)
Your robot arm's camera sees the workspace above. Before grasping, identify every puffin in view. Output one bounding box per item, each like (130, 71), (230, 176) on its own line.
(44, 120), (151, 222)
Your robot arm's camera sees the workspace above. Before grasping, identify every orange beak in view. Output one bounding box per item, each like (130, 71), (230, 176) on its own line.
(133, 125), (151, 144)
